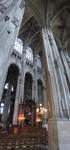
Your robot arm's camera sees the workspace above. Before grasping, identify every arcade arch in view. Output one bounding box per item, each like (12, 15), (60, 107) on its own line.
(0, 64), (19, 125)
(24, 72), (33, 100)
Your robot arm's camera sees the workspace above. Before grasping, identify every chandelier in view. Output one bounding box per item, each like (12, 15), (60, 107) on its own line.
(36, 104), (48, 125)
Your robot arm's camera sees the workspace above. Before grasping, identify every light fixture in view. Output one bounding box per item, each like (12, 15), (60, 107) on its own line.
(36, 104), (48, 126)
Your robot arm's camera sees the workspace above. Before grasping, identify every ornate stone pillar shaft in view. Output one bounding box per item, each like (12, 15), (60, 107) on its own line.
(2, 83), (11, 122)
(13, 49), (26, 125)
(32, 80), (35, 100)
(43, 86), (47, 108)
(19, 49), (26, 103)
(13, 74), (21, 125)
(42, 27), (70, 150)
(42, 28), (63, 118)
(60, 50), (70, 83)
(48, 30), (70, 118)
(33, 57), (38, 104)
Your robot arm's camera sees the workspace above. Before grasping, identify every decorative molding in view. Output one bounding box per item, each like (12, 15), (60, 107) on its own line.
(19, 0), (26, 9)
(11, 17), (19, 28)
(48, 35), (53, 46)
(0, 4), (7, 14)
(5, 16), (9, 21)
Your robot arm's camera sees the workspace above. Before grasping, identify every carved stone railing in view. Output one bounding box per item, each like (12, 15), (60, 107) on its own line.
(11, 49), (22, 62)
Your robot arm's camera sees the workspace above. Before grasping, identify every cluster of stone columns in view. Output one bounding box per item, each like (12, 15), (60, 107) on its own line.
(13, 74), (21, 125)
(33, 57), (38, 103)
(2, 83), (12, 123)
(42, 28), (70, 119)
(42, 28), (70, 150)
(60, 50), (70, 85)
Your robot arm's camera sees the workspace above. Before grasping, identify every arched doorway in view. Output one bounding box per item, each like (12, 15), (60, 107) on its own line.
(0, 64), (19, 126)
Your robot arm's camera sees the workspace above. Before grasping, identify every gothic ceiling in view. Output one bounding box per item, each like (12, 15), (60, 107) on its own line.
(19, 0), (70, 54)
(19, 10), (42, 56)
(26, 0), (70, 49)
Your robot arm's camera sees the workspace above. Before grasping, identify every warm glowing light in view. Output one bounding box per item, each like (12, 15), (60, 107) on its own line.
(18, 115), (25, 121)
(44, 109), (47, 113)
(36, 105), (47, 116)
(36, 108), (39, 113)
(41, 110), (43, 114)
(36, 104), (48, 126)
(36, 116), (41, 123)
(43, 108), (45, 111)
(18, 104), (24, 126)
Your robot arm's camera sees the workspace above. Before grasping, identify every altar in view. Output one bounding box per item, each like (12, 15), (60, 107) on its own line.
(18, 99), (36, 126)
(24, 99), (36, 126)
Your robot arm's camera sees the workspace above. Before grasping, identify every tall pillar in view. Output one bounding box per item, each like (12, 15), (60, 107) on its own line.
(17, 49), (26, 125)
(48, 30), (70, 118)
(32, 80), (35, 100)
(13, 74), (21, 125)
(43, 73), (47, 108)
(42, 27), (70, 150)
(42, 28), (62, 118)
(20, 49), (26, 103)
(60, 50), (70, 83)
(12, 49), (26, 125)
(33, 57), (38, 104)
(34, 80), (38, 104)
(2, 83), (11, 123)
(43, 86), (47, 108)
(0, 0), (25, 102)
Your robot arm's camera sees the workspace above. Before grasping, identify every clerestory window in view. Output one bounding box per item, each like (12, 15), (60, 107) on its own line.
(14, 38), (23, 54)
(37, 55), (41, 68)
(26, 47), (33, 62)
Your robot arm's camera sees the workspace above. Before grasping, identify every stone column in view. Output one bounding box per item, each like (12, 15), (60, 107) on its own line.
(0, 0), (25, 102)
(17, 49), (26, 125)
(33, 57), (38, 104)
(32, 80), (35, 100)
(34, 80), (38, 104)
(2, 83), (11, 123)
(42, 27), (70, 150)
(60, 50), (70, 83)
(43, 86), (47, 108)
(13, 48), (26, 125)
(13, 74), (21, 125)
(42, 28), (63, 118)
(48, 30), (70, 118)
(20, 49), (26, 103)
(43, 73), (47, 108)
(64, 51), (70, 65)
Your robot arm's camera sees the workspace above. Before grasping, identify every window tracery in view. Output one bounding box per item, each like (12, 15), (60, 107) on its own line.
(26, 47), (33, 62)
(37, 55), (41, 68)
(14, 38), (23, 54)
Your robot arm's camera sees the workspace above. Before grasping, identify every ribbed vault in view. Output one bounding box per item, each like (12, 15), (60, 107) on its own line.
(19, 0), (70, 52)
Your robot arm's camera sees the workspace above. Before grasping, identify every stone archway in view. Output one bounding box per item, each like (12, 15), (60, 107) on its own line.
(1, 64), (19, 126)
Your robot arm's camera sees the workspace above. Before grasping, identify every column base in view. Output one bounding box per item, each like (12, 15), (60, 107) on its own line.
(48, 119), (70, 150)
